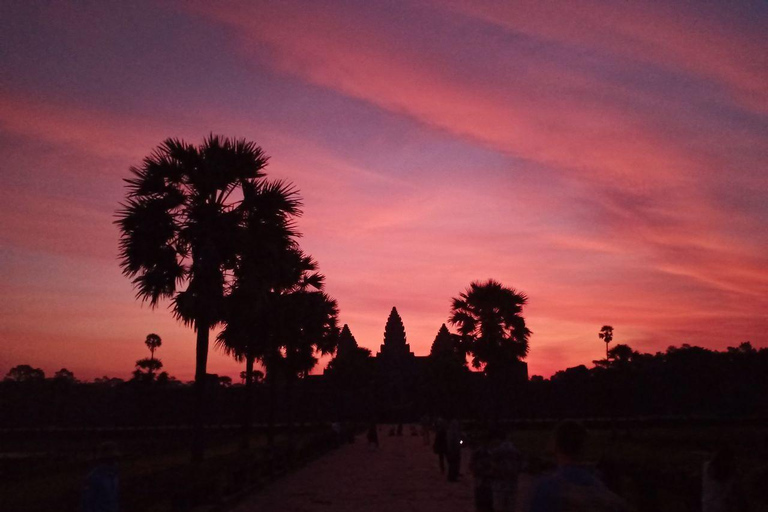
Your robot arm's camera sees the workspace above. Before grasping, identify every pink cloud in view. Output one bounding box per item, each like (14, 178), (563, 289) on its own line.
(1, 2), (765, 379)
(443, 0), (768, 113)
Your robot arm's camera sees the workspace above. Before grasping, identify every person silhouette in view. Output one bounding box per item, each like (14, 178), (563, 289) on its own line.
(81, 442), (120, 512)
(446, 419), (463, 482)
(530, 421), (626, 511)
(433, 418), (448, 473)
(490, 430), (522, 512)
(470, 432), (494, 511)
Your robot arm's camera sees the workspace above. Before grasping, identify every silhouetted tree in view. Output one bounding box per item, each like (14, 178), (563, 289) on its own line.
(594, 343), (636, 369)
(449, 280), (530, 418)
(145, 333), (162, 369)
(117, 134), (270, 462)
(134, 333), (164, 381)
(133, 357), (163, 381)
(273, 255), (339, 435)
(215, 173), (302, 448)
(5, 364), (45, 382)
(156, 371), (179, 385)
(608, 343), (634, 364)
(53, 368), (76, 382)
(94, 376), (125, 387)
(599, 325), (614, 359)
(219, 247), (336, 446)
(449, 279), (530, 376)
(240, 369), (264, 385)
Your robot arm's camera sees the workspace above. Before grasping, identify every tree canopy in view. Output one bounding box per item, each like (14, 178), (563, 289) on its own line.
(449, 279), (530, 375)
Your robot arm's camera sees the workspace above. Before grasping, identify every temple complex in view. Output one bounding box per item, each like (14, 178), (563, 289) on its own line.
(321, 306), (528, 420)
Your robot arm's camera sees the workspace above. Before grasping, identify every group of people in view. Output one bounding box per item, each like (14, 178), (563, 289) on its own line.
(431, 419), (627, 512)
(80, 419), (760, 512)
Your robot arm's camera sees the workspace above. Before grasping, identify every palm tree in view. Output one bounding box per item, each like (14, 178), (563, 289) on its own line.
(143, 333), (162, 379)
(599, 325), (614, 359)
(145, 333), (162, 360)
(117, 135), (270, 462)
(277, 280), (339, 433)
(260, 252), (338, 442)
(215, 178), (302, 448)
(449, 279), (530, 376)
(217, 248), (336, 447)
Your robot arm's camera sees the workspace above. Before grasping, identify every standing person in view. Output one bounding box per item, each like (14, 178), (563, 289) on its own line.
(433, 418), (448, 473)
(530, 421), (626, 512)
(470, 434), (494, 511)
(446, 419), (463, 482)
(491, 431), (522, 512)
(81, 442), (120, 512)
(367, 422), (379, 449)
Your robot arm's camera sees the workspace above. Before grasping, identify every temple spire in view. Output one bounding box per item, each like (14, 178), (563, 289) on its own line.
(336, 324), (358, 360)
(379, 307), (413, 359)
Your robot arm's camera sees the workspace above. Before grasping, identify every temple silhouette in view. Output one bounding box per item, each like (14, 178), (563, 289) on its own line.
(320, 306), (528, 421)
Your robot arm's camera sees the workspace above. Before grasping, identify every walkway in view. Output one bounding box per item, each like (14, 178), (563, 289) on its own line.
(233, 427), (476, 512)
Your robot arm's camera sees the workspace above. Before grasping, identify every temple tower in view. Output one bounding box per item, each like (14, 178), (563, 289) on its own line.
(379, 307), (414, 360)
(336, 324), (359, 360)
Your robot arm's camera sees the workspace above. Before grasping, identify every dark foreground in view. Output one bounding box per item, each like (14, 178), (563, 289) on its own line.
(232, 426), (487, 512)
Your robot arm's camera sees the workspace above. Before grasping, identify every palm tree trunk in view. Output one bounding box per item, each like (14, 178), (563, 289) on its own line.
(241, 354), (255, 450)
(192, 320), (210, 464)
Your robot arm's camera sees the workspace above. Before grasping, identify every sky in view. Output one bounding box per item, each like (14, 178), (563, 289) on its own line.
(0, 0), (766, 381)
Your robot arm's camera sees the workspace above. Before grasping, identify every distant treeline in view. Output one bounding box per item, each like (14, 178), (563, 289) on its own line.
(2, 342), (766, 427)
(524, 341), (768, 419)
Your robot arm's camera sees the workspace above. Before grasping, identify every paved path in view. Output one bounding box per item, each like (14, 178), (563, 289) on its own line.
(233, 428), (477, 512)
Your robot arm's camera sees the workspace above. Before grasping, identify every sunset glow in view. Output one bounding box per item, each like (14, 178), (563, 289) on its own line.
(1, 0), (766, 380)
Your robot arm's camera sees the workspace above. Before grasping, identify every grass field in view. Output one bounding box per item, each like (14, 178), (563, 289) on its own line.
(1, 426), (339, 512)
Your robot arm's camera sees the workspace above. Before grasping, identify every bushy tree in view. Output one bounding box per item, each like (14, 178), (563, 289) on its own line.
(5, 364), (45, 382)
(53, 368), (76, 382)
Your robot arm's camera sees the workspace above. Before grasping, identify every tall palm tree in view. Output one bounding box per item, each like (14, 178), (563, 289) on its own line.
(449, 279), (531, 376)
(117, 135), (270, 462)
(599, 325), (614, 359)
(218, 248), (336, 447)
(144, 333), (162, 378)
(216, 178), (302, 448)
(259, 252), (338, 442)
(278, 282), (339, 432)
